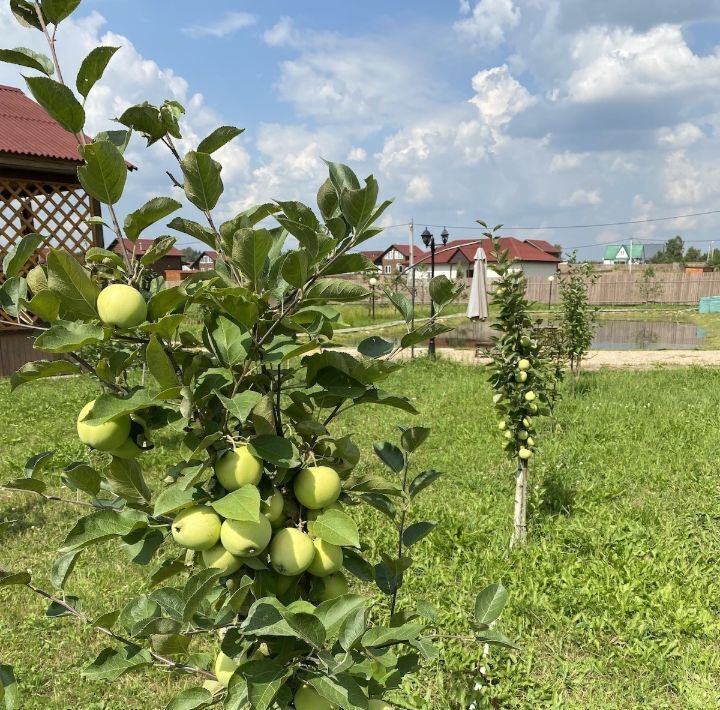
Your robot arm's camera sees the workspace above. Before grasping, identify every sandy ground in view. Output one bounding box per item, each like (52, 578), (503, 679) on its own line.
(339, 347), (720, 369)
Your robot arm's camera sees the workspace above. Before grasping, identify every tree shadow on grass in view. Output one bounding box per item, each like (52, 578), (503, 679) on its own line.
(531, 470), (577, 521)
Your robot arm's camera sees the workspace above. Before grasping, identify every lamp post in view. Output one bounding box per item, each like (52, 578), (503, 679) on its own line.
(421, 226), (449, 358)
(369, 277), (378, 320)
(547, 275), (555, 317)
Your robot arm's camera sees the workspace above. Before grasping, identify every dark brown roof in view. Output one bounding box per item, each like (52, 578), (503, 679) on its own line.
(0, 84), (85, 163)
(417, 237), (561, 266)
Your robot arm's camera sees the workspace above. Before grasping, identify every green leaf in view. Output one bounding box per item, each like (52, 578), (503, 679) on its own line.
(248, 435), (300, 468)
(325, 160), (361, 192)
(138, 313), (185, 341)
(124, 197), (182, 240)
(211, 485), (261, 522)
(280, 250), (309, 288)
(275, 201), (321, 256)
(0, 663), (19, 708)
(408, 470), (441, 499)
(10, 0), (44, 29)
(305, 674), (368, 710)
(45, 249), (98, 319)
(338, 607), (367, 652)
(207, 314), (249, 368)
(474, 582), (508, 627)
(154, 483), (205, 517)
(23, 450), (55, 477)
(317, 177), (339, 219)
(323, 253), (374, 276)
(340, 175), (378, 230)
(146, 336), (179, 389)
(243, 661), (291, 710)
(93, 129), (131, 153)
(429, 275), (462, 307)
(106, 457), (151, 506)
(85, 246), (123, 266)
(400, 322), (452, 350)
(139, 236), (178, 267)
(117, 102), (165, 144)
(361, 621), (425, 648)
(475, 627), (518, 649)
(25, 289), (60, 322)
(3, 232), (45, 278)
(374, 554), (411, 596)
(385, 288), (413, 324)
(82, 645), (152, 681)
(216, 390), (262, 423)
(76, 46), (119, 98)
(61, 462), (101, 496)
(232, 228), (272, 286)
(400, 426), (431, 452)
(402, 521), (437, 548)
(60, 509), (148, 552)
(34, 320), (104, 353)
(78, 140), (127, 205)
(357, 336), (394, 359)
(197, 125), (244, 154)
(51, 550), (81, 589)
(0, 277), (26, 317)
(315, 594), (366, 638)
(167, 217), (216, 249)
(41, 0), (81, 24)
(147, 285), (186, 320)
(0, 47), (53, 75)
(305, 279), (370, 303)
(181, 151), (223, 211)
(0, 570), (31, 587)
(308, 509), (359, 548)
(373, 442), (405, 473)
(165, 687), (213, 710)
(182, 568), (223, 622)
(1, 478), (46, 494)
(24, 76), (84, 133)
(81, 390), (155, 425)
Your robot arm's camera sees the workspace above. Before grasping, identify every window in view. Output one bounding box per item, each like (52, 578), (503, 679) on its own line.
(383, 264), (392, 274)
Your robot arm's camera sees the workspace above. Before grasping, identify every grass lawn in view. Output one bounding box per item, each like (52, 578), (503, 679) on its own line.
(2, 361), (720, 708)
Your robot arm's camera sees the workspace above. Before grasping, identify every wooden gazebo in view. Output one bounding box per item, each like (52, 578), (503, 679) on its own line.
(0, 84), (103, 376)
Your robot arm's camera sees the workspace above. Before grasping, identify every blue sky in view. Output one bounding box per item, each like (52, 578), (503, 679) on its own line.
(3, 1), (720, 259)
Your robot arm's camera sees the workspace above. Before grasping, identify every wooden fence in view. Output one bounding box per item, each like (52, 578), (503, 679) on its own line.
(527, 272), (720, 306)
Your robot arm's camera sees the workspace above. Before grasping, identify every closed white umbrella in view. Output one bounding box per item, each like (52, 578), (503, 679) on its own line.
(466, 247), (489, 321)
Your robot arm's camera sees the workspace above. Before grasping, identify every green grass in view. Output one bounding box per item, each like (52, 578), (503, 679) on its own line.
(336, 302), (467, 329)
(3, 363), (720, 708)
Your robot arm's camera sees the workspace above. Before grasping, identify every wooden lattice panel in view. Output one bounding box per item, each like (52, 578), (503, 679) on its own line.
(0, 176), (97, 330)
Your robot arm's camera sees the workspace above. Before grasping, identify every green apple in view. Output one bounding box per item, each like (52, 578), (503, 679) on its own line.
(97, 284), (147, 328)
(293, 466), (341, 510)
(220, 516), (272, 557)
(294, 685), (335, 710)
(76, 400), (131, 451)
(495, 287), (505, 296)
(275, 573), (300, 595)
(306, 502), (343, 521)
(202, 679), (224, 695)
(524, 391), (536, 402)
(527, 437), (535, 446)
(369, 701), (394, 710)
(171, 506), (221, 551)
(262, 489), (285, 527)
(492, 393), (503, 404)
(316, 572), (348, 601)
(519, 447), (532, 460)
(522, 417), (532, 428)
(215, 445), (263, 491)
(517, 430), (529, 441)
(269, 528), (315, 575)
(109, 437), (143, 459)
(214, 651), (238, 688)
(503, 430), (513, 440)
(307, 538), (343, 577)
(518, 358), (530, 371)
(528, 402), (539, 413)
(515, 371), (528, 383)
(497, 420), (507, 431)
(520, 335), (532, 349)
(202, 544), (244, 575)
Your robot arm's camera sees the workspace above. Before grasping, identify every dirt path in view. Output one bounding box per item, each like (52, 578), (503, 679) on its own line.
(339, 346), (720, 369)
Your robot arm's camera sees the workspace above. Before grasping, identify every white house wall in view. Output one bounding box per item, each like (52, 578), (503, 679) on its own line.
(520, 262), (558, 278)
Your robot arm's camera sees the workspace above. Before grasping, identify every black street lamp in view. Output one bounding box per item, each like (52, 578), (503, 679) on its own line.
(421, 226), (449, 358)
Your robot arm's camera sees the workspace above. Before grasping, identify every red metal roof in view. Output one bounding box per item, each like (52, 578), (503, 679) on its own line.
(0, 84), (87, 163)
(525, 239), (562, 255)
(109, 238), (184, 257)
(416, 237), (561, 266)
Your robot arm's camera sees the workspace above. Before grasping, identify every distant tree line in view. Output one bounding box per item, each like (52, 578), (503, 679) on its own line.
(649, 236), (712, 264)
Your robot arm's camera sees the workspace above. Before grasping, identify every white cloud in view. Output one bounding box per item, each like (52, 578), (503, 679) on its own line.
(454, 0), (520, 48)
(406, 176), (432, 203)
(566, 189), (601, 206)
(566, 25), (720, 102)
(263, 16), (302, 48)
(347, 147), (367, 161)
(181, 12), (256, 38)
(469, 64), (534, 125)
(550, 151), (588, 171)
(657, 122), (703, 148)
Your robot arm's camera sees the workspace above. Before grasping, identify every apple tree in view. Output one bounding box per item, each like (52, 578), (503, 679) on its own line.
(483, 225), (553, 547)
(0, 3), (512, 708)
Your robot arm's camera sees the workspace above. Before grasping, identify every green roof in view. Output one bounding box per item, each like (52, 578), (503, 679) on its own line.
(603, 244), (644, 260)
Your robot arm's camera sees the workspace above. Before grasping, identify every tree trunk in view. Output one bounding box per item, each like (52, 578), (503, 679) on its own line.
(510, 458), (528, 548)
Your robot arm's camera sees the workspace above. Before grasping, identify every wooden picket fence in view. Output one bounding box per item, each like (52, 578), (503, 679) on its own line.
(526, 272), (720, 306)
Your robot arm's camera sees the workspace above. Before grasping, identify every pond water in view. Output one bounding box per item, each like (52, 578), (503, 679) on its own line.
(432, 319), (706, 350)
